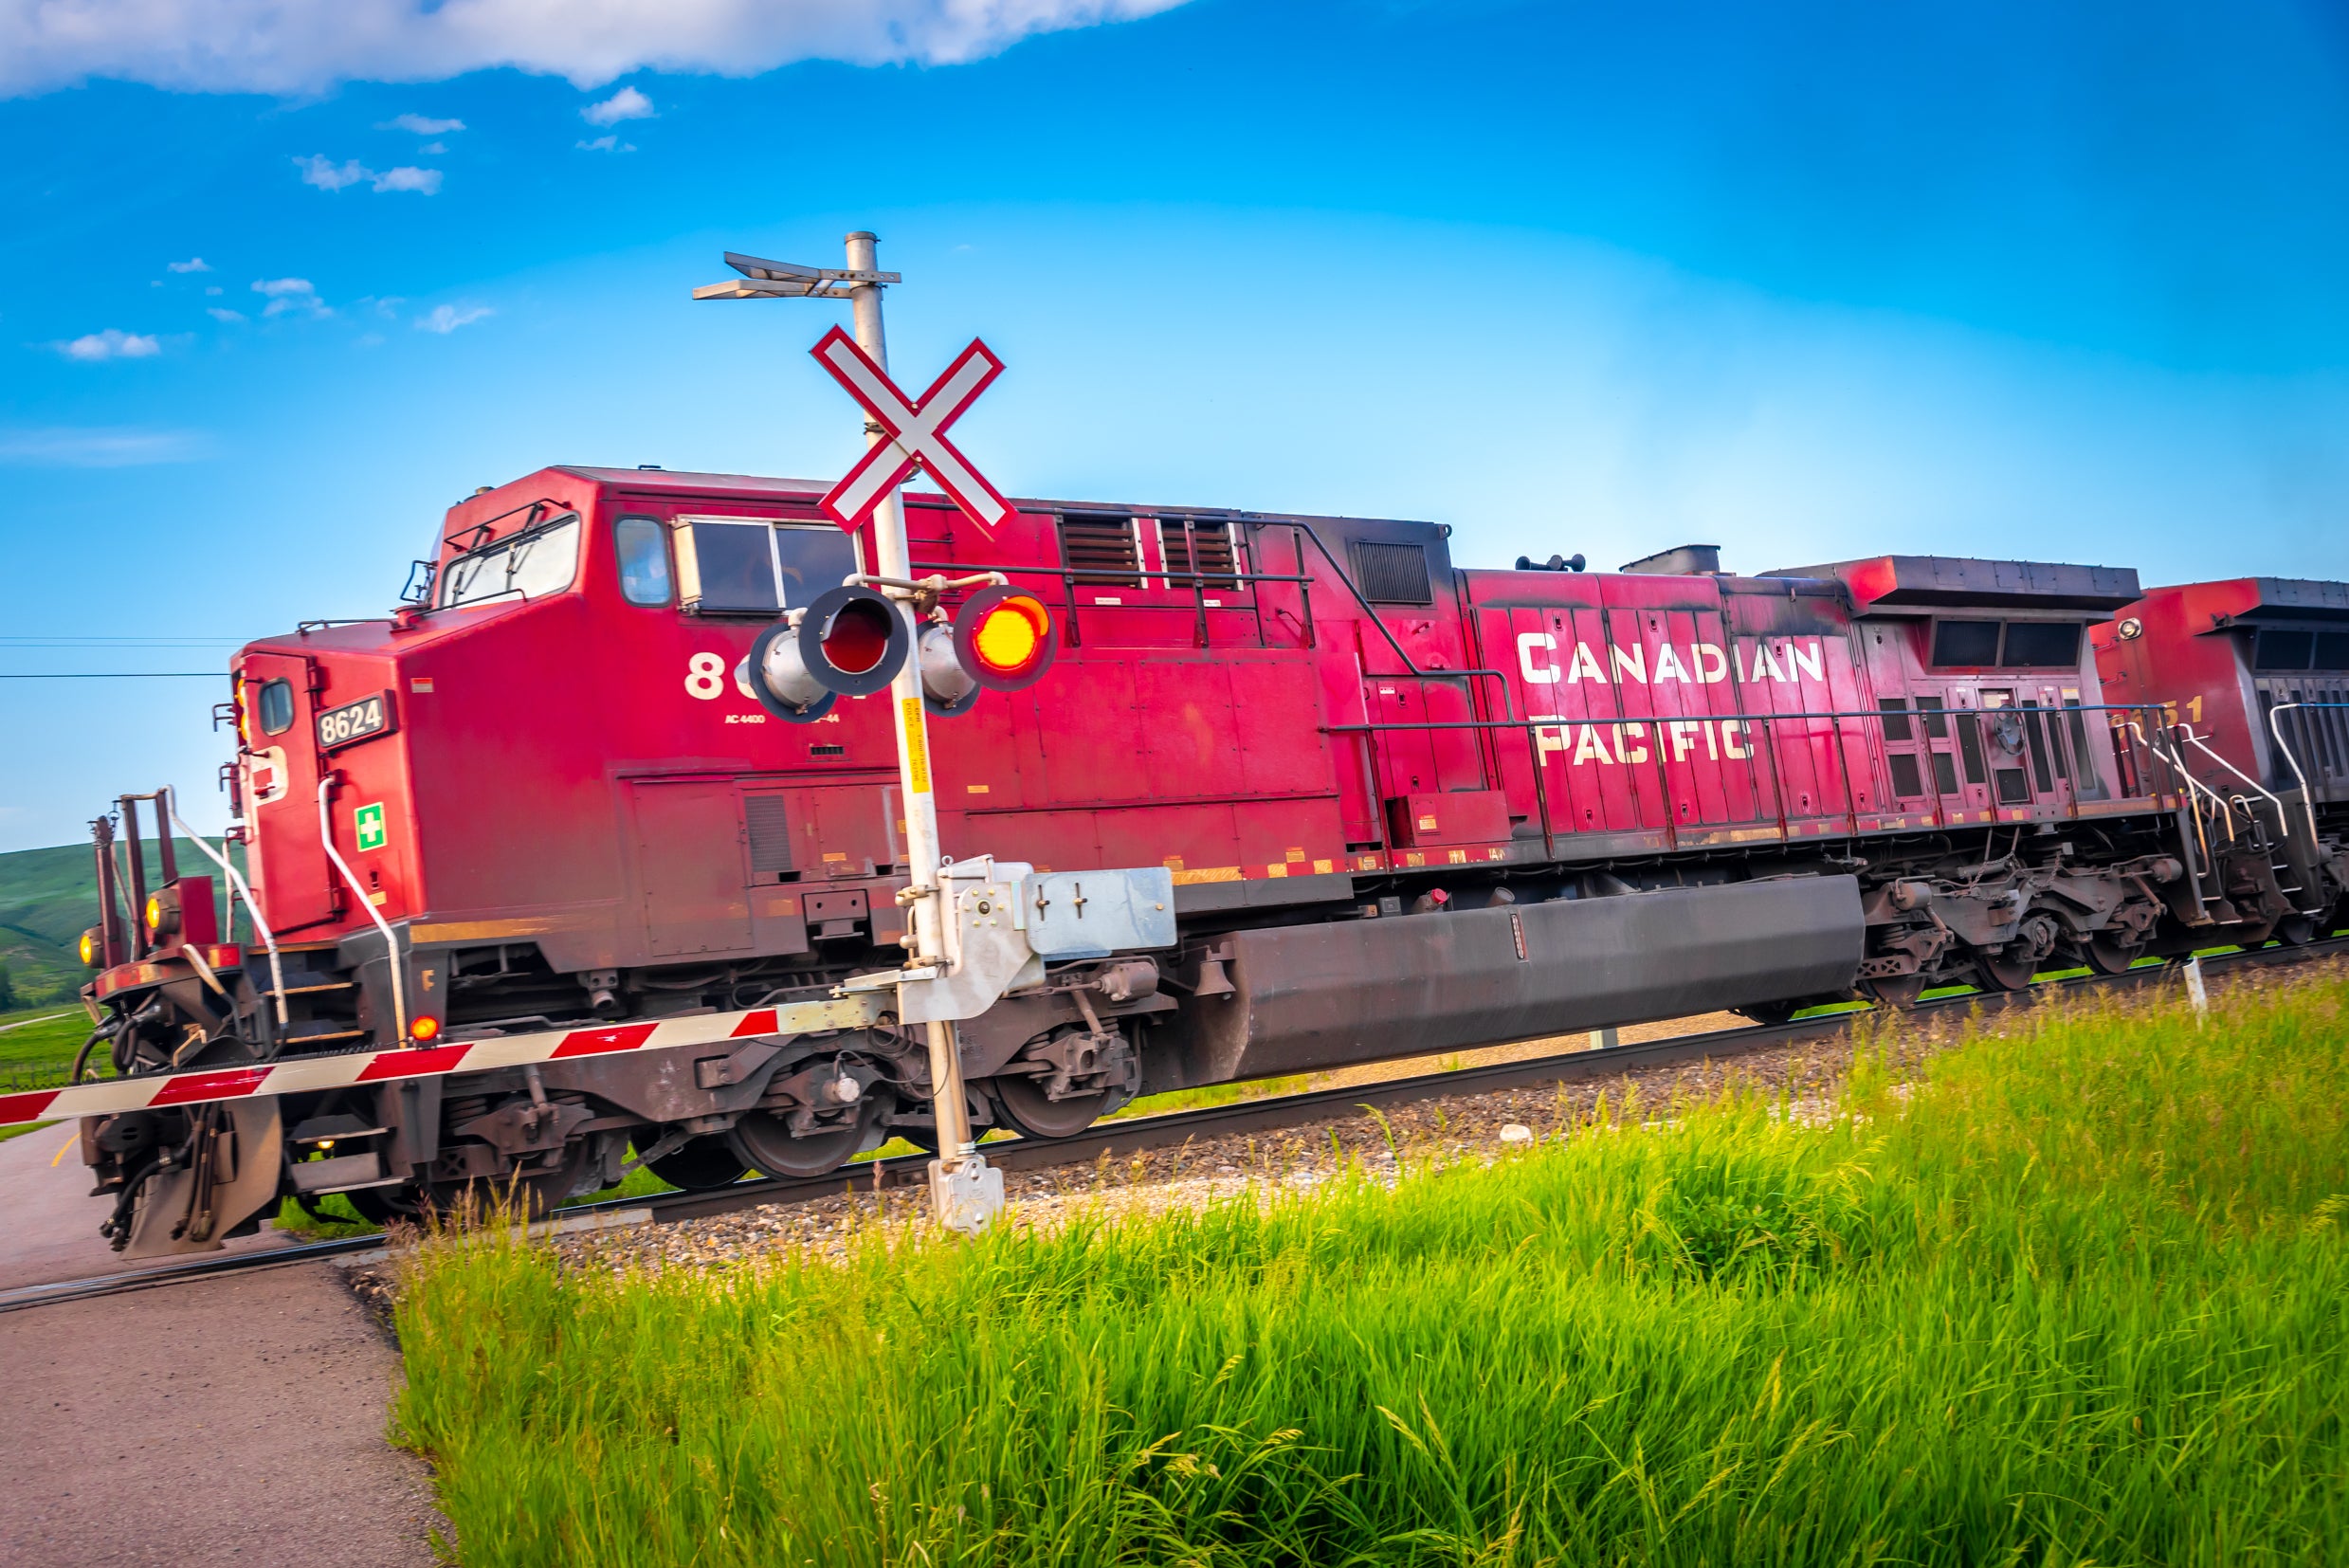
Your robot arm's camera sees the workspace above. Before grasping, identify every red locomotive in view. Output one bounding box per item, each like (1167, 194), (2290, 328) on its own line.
(41, 465), (2340, 1257)
(2094, 576), (2349, 942)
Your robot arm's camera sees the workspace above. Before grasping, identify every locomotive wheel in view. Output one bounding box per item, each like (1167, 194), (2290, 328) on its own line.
(726, 1108), (869, 1179)
(2082, 934), (2147, 976)
(1858, 974), (1927, 1010)
(992, 1074), (1112, 1140)
(1972, 948), (2038, 992)
(2270, 913), (2319, 948)
(642, 1138), (751, 1193)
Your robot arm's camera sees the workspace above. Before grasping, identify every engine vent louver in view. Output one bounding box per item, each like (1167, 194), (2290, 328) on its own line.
(1159, 519), (1242, 590)
(1058, 515), (1142, 587)
(743, 794), (793, 874)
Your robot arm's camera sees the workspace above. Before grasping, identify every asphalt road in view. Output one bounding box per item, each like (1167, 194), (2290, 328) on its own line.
(0, 1126), (443, 1563)
(0, 1263), (445, 1565)
(0, 1124), (306, 1295)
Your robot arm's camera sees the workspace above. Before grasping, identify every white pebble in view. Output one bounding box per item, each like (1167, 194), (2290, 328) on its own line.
(1498, 1123), (1534, 1143)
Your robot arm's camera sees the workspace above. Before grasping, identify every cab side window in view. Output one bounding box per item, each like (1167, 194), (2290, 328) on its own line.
(257, 679), (295, 735)
(616, 517), (674, 606)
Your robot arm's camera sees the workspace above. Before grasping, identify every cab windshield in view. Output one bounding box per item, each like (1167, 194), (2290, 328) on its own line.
(439, 515), (582, 610)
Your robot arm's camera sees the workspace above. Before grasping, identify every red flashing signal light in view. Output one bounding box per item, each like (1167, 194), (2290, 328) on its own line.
(410, 1015), (442, 1043)
(922, 585), (1059, 715)
(953, 586), (1057, 692)
(970, 594), (1050, 681)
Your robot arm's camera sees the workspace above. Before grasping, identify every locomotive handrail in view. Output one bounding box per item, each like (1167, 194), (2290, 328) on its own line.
(908, 559), (1316, 586)
(2266, 702), (2349, 850)
(316, 775), (408, 1043)
(1282, 525), (1522, 722)
(908, 550), (1311, 654)
(162, 788), (287, 1029)
(2176, 723), (2290, 823)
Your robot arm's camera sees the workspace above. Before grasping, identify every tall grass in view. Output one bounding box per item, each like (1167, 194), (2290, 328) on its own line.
(393, 973), (2349, 1566)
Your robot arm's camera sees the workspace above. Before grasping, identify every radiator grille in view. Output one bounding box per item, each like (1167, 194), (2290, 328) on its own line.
(1350, 540), (1433, 605)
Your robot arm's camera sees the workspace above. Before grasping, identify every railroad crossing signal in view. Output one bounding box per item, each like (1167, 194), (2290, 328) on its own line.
(810, 327), (1015, 535)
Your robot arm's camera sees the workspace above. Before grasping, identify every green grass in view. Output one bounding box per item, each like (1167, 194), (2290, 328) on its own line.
(390, 970), (2349, 1567)
(1111, 1071), (1311, 1121)
(0, 1009), (98, 1081)
(0, 837), (242, 1006)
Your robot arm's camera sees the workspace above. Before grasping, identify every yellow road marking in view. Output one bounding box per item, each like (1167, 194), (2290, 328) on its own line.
(52, 1130), (77, 1167)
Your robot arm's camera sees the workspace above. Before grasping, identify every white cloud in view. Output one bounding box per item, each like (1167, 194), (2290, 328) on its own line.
(0, 1), (1188, 96)
(581, 84), (653, 125)
(381, 112), (464, 135)
(56, 328), (162, 361)
(252, 276), (331, 318)
(417, 140), (446, 154)
(294, 154), (443, 193)
(295, 154), (370, 191)
(575, 134), (633, 153)
(0, 426), (206, 466)
(415, 302), (493, 334)
(207, 306), (246, 322)
(373, 164), (443, 193)
(167, 256), (211, 273)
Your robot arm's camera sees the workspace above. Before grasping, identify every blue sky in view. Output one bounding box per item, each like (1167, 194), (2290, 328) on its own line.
(3, 0), (2347, 850)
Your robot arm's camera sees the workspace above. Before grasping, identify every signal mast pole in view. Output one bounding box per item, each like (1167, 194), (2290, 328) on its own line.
(695, 232), (995, 1231)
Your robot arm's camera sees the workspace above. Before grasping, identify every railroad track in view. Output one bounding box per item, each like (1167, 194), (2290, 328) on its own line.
(6, 935), (2340, 1314)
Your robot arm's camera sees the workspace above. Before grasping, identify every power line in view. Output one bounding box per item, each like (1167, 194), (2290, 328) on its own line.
(0, 672), (222, 680)
(0, 637), (246, 647)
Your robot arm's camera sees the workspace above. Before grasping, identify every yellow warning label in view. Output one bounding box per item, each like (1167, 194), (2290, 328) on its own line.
(900, 698), (931, 794)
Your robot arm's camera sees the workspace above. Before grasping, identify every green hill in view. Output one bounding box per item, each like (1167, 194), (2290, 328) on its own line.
(0, 837), (243, 1008)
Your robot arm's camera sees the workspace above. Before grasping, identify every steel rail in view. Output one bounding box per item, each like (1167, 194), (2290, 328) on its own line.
(6, 932), (2341, 1315)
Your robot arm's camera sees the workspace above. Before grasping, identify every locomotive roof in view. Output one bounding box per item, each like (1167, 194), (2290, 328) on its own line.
(1770, 554), (2140, 613)
(2131, 575), (2349, 628)
(545, 465), (1444, 531)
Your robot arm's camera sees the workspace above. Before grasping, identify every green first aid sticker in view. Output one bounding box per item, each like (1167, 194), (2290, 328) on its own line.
(355, 802), (387, 852)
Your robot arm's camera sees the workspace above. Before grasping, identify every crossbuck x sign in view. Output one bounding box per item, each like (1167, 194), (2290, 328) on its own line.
(810, 325), (1016, 534)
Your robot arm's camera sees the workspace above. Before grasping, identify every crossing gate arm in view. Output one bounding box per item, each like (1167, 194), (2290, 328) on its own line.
(0, 992), (887, 1128)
